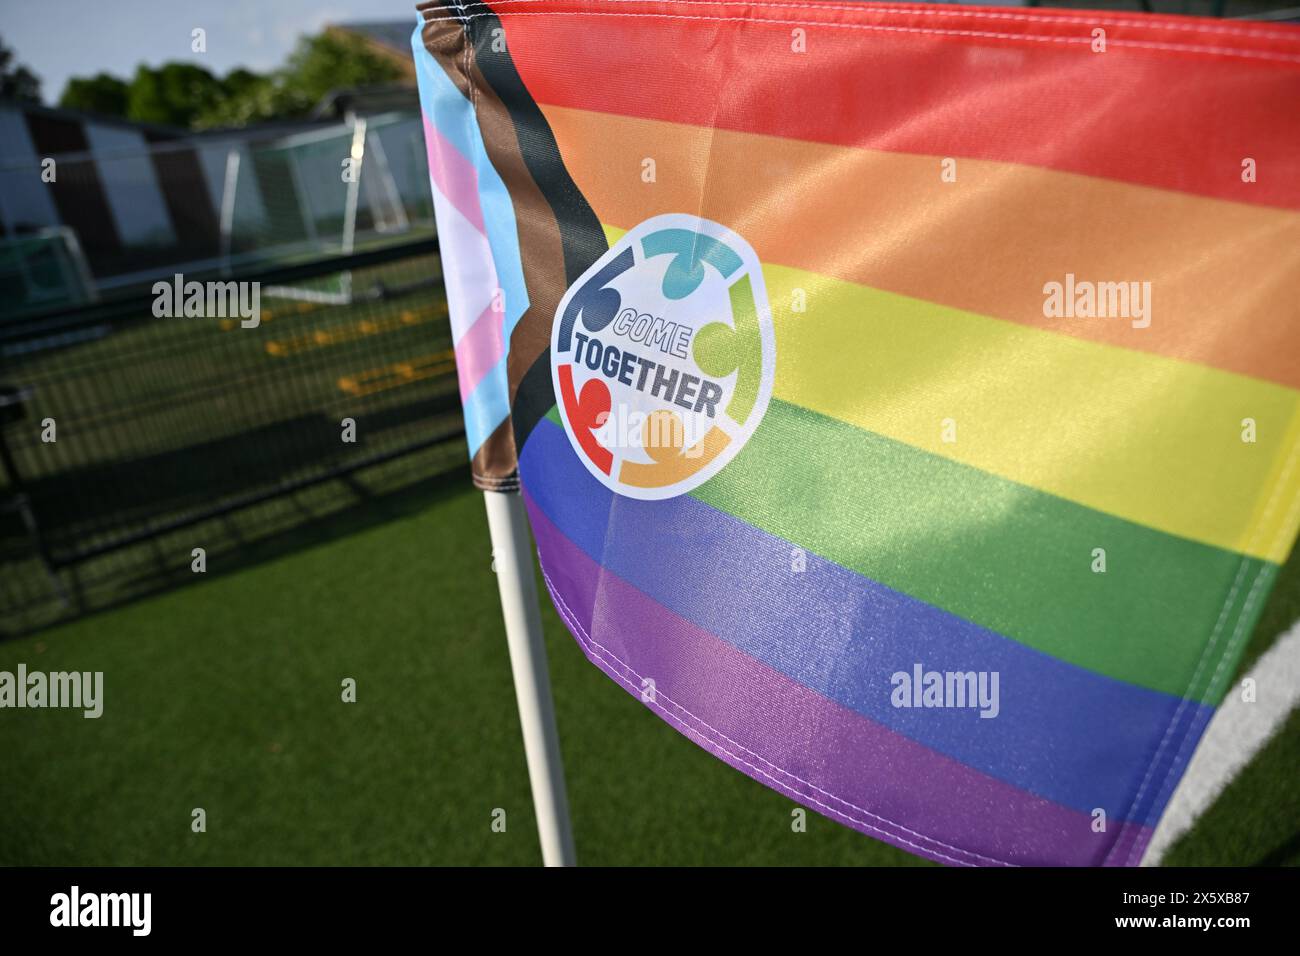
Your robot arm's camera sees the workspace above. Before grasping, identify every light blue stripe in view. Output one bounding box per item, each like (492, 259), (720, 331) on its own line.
(462, 354), (511, 454)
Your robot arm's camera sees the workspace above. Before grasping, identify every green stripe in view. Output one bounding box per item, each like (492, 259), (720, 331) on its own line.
(692, 400), (1273, 702)
(539, 401), (1272, 701)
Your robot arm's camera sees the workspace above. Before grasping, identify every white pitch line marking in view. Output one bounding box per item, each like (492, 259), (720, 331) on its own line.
(1142, 616), (1300, 865)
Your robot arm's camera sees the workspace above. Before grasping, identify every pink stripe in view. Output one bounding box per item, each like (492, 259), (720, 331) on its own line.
(455, 302), (506, 403)
(421, 113), (487, 235)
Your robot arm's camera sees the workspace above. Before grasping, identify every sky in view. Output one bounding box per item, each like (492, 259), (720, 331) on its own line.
(1, 0), (426, 104)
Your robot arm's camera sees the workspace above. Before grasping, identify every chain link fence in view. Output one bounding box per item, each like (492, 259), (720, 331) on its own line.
(0, 238), (466, 636)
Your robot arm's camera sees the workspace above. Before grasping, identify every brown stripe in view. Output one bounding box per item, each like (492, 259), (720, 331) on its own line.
(470, 415), (520, 491)
(458, 59), (571, 403)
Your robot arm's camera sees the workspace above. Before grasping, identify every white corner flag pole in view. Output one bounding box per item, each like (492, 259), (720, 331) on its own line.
(483, 490), (577, 867)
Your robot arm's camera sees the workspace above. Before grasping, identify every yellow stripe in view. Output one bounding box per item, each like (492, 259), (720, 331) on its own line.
(603, 225), (1300, 562)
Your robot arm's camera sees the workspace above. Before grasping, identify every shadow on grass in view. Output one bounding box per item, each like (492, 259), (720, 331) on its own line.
(13, 390), (461, 559)
(0, 449), (474, 642)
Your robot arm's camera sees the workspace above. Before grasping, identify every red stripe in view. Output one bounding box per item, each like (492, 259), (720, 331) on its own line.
(490, 0), (1300, 209)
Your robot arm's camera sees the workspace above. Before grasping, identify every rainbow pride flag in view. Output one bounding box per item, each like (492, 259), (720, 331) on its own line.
(413, 0), (1300, 865)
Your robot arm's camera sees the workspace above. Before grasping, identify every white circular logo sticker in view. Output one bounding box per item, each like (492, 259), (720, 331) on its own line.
(550, 214), (775, 500)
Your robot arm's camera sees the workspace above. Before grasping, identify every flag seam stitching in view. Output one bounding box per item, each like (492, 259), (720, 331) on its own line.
(416, 11), (1300, 65)
(443, 0), (1300, 43)
(474, 473), (521, 490)
(1109, 425), (1300, 865)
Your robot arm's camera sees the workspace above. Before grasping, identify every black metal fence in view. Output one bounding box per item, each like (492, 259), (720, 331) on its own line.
(0, 239), (467, 635)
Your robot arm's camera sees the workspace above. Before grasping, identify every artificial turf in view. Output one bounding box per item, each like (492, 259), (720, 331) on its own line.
(0, 476), (1295, 866)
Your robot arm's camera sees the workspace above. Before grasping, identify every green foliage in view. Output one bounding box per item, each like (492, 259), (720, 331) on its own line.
(125, 62), (225, 127)
(192, 72), (292, 130)
(54, 28), (405, 130)
(0, 34), (41, 102)
(283, 30), (403, 107)
(220, 67), (265, 100)
(195, 31), (403, 129)
(59, 73), (129, 117)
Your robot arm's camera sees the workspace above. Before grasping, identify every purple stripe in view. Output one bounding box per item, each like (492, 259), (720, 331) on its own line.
(525, 492), (1152, 866)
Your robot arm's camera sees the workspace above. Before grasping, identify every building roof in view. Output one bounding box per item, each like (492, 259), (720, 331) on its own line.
(331, 21), (416, 59)
(0, 99), (188, 140)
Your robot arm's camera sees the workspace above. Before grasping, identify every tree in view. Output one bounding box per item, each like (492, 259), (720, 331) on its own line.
(282, 30), (403, 107)
(126, 62), (225, 127)
(56, 29), (406, 130)
(61, 64), (267, 127)
(220, 68), (266, 101)
(193, 70), (287, 130)
(59, 73), (129, 117)
(0, 35), (41, 102)
(195, 31), (403, 129)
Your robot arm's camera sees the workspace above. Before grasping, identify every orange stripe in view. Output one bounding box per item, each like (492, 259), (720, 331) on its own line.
(541, 104), (1300, 390)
